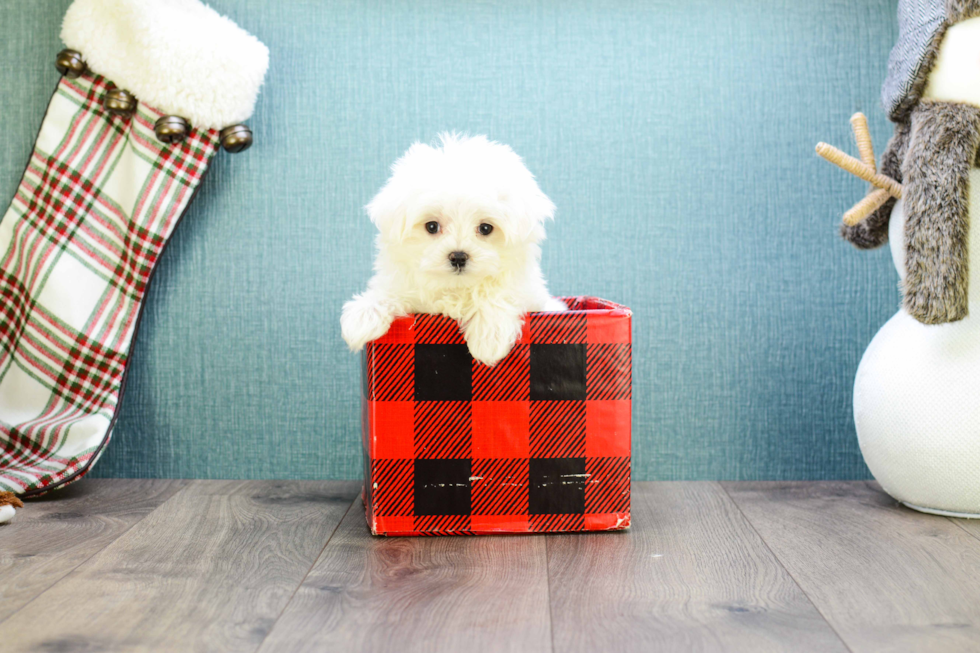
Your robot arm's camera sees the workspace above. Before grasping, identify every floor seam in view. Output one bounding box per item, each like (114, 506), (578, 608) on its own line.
(718, 482), (856, 653)
(946, 516), (980, 543)
(252, 489), (358, 653)
(0, 478), (192, 629)
(545, 535), (557, 653)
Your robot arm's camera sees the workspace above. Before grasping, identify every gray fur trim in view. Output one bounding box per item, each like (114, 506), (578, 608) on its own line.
(901, 100), (980, 324)
(841, 121), (911, 249)
(947, 0), (980, 22)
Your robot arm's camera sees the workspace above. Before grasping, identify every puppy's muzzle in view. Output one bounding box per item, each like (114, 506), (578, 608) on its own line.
(448, 250), (469, 272)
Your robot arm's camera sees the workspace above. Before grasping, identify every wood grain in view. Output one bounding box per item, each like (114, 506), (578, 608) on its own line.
(547, 482), (848, 652)
(0, 480), (359, 653)
(725, 481), (980, 653)
(0, 478), (186, 624)
(950, 517), (980, 543)
(258, 498), (552, 653)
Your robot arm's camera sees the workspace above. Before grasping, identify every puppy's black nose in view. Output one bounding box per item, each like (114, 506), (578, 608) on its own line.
(448, 251), (468, 270)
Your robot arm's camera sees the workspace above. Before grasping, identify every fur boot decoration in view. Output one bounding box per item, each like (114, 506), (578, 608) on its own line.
(0, 491), (24, 524)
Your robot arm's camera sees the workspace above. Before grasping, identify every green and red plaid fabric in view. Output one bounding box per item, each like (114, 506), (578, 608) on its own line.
(0, 71), (219, 495)
(362, 296), (632, 536)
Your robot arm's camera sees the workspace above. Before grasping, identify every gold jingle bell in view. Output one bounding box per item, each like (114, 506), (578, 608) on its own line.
(219, 125), (253, 153)
(55, 49), (86, 79)
(103, 88), (137, 116)
(154, 116), (190, 144)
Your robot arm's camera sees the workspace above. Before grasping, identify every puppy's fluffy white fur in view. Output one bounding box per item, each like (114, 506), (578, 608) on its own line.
(341, 133), (566, 366)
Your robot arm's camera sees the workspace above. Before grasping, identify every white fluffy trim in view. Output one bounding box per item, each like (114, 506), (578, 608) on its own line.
(61, 0), (269, 130)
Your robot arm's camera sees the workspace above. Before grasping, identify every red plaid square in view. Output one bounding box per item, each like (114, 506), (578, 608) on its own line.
(586, 302), (632, 343)
(373, 316), (414, 344)
(586, 400), (631, 458)
(471, 514), (530, 531)
(367, 401), (414, 459)
(472, 401), (529, 459)
(372, 515), (415, 534)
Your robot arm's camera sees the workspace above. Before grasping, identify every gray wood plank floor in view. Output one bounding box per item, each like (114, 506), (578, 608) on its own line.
(547, 482), (848, 652)
(259, 500), (551, 653)
(0, 479), (977, 653)
(724, 481), (980, 653)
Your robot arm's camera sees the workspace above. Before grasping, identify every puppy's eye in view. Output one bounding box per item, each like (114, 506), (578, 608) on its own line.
(425, 221), (440, 235)
(478, 223), (494, 236)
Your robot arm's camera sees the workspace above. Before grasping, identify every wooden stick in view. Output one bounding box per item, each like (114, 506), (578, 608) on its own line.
(843, 188), (891, 226)
(850, 113), (876, 171)
(816, 142), (903, 198)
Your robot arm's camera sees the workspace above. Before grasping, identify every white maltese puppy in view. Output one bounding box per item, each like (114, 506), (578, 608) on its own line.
(341, 133), (567, 366)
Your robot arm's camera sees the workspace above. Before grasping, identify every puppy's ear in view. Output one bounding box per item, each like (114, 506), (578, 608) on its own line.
(366, 142), (435, 241)
(499, 187), (555, 245)
(365, 184), (409, 242)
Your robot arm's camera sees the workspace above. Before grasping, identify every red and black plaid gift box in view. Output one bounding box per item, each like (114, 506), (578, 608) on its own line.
(361, 296), (631, 536)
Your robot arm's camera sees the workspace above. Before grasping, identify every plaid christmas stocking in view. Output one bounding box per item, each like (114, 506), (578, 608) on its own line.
(0, 0), (268, 512)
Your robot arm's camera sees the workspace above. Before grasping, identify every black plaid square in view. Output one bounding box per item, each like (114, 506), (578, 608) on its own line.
(414, 344), (472, 401)
(529, 457), (586, 515)
(530, 344), (586, 401)
(414, 458), (471, 516)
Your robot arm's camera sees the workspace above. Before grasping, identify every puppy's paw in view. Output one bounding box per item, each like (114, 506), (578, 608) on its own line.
(465, 312), (522, 367)
(341, 296), (394, 352)
(543, 297), (568, 312)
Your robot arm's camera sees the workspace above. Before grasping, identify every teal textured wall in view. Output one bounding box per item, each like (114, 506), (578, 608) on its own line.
(0, 0), (901, 481)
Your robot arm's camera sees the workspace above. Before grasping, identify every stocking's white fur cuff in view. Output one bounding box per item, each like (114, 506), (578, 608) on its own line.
(61, 0), (269, 130)
(0, 504), (15, 524)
